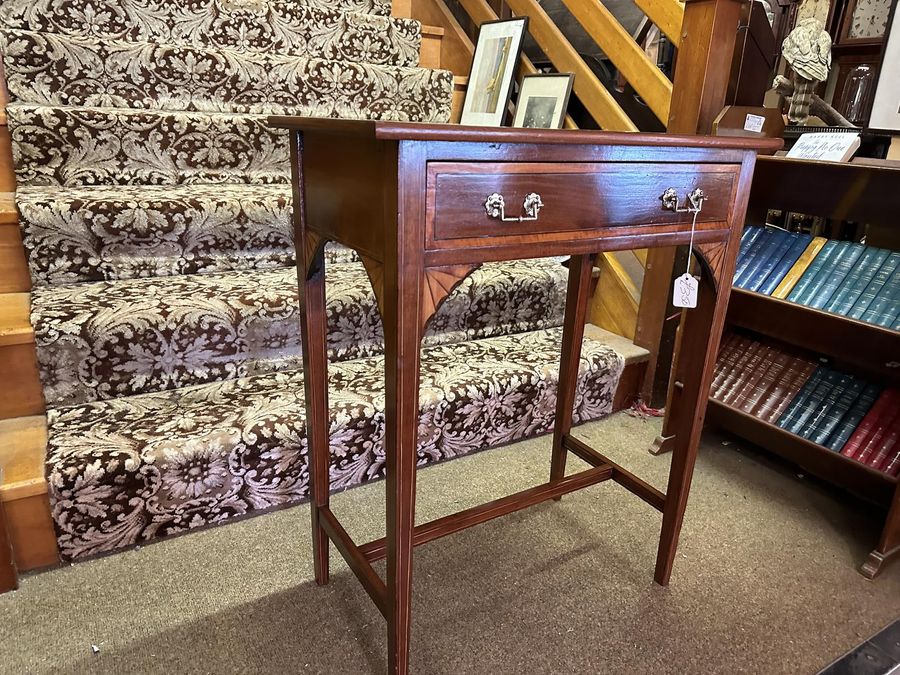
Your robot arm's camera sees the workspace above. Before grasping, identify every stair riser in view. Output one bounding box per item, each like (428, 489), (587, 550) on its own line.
(46, 330), (624, 561)
(18, 187), (362, 286)
(7, 102), (454, 187)
(2, 31), (451, 119)
(33, 261), (569, 406)
(9, 106), (290, 187)
(0, 0), (396, 40)
(2, 7), (419, 66)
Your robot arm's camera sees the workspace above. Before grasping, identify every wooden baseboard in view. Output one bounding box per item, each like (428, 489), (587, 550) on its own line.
(613, 359), (647, 412)
(0, 497), (18, 593)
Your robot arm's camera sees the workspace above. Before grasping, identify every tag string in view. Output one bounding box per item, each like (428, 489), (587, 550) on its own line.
(686, 207), (698, 276)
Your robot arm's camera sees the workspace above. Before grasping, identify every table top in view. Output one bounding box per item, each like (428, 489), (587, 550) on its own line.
(268, 117), (784, 153)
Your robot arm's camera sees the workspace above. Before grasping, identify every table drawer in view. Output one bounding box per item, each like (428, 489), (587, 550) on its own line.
(426, 162), (738, 245)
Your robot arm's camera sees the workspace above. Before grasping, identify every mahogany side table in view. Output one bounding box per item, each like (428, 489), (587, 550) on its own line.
(270, 117), (779, 674)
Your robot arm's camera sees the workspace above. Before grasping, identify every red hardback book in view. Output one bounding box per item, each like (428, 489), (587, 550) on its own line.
(725, 344), (773, 407)
(739, 350), (793, 414)
(754, 358), (817, 424)
(717, 341), (761, 403)
(713, 337), (755, 400)
(841, 389), (900, 460)
(882, 444), (900, 477)
(711, 334), (743, 397)
(869, 416), (900, 471)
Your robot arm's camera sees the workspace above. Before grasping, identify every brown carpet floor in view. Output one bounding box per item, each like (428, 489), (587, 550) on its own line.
(1, 414), (898, 674)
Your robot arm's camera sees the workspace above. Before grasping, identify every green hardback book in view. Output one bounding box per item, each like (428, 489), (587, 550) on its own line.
(824, 383), (883, 451)
(799, 373), (854, 441)
(797, 242), (864, 308)
(776, 367), (826, 431)
(849, 252), (900, 320)
(786, 241), (840, 305)
(784, 369), (840, 435)
(733, 227), (765, 284)
(823, 247), (890, 316)
(810, 378), (866, 445)
(860, 265), (900, 327)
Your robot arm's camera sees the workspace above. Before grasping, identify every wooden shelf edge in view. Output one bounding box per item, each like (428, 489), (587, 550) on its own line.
(728, 289), (900, 382)
(706, 398), (897, 508)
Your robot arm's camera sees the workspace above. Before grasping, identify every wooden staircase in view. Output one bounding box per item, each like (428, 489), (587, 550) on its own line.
(0, 0), (749, 591)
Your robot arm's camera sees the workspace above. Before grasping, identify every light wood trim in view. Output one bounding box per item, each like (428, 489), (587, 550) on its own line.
(0, 342), (44, 419)
(501, 0), (638, 131)
(634, 0), (685, 47)
(409, 0), (476, 75)
(4, 494), (58, 571)
(0, 415), (47, 498)
(590, 253), (640, 339)
(560, 0), (672, 123)
(0, 292), (33, 347)
(418, 24), (445, 69)
(392, 0), (413, 16)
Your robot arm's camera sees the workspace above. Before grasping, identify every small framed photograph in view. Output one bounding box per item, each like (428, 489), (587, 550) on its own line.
(512, 73), (574, 129)
(869, 0), (900, 131)
(460, 18), (528, 126)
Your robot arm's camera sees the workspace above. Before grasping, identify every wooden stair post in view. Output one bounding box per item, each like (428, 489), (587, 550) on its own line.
(0, 469), (18, 593)
(639, 0), (749, 415)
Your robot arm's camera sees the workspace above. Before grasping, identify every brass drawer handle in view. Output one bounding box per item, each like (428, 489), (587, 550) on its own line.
(484, 192), (544, 222)
(661, 187), (706, 214)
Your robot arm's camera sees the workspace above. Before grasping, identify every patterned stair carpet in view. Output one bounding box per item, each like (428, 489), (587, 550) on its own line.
(1, 0), (627, 561)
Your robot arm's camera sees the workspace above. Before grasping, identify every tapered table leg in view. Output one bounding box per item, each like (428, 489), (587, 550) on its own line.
(382, 263), (424, 675)
(551, 254), (597, 487)
(655, 276), (720, 585)
(294, 130), (331, 586)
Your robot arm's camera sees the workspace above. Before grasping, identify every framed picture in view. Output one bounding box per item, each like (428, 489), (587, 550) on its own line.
(512, 73), (574, 129)
(869, 0), (900, 131)
(460, 18), (528, 126)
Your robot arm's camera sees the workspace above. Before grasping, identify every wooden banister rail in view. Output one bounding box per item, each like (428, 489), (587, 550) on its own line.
(560, 0), (673, 123)
(634, 0), (686, 47)
(497, 0), (638, 131)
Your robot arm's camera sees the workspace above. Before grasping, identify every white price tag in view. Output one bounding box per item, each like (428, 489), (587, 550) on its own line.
(743, 113), (765, 133)
(673, 273), (699, 308)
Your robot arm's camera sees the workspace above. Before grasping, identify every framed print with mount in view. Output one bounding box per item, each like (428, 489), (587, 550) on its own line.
(868, 0), (900, 131)
(512, 73), (575, 129)
(460, 17), (528, 126)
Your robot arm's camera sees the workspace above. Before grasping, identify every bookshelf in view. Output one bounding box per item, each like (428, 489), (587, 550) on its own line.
(659, 155), (900, 579)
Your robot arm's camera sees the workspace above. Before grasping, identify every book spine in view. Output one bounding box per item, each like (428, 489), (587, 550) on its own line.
(775, 367), (825, 430)
(722, 344), (770, 406)
(746, 231), (798, 293)
(825, 383), (882, 452)
(757, 234), (812, 295)
(784, 369), (838, 436)
(840, 389), (899, 458)
(805, 243), (865, 309)
(716, 340), (760, 401)
(785, 240), (839, 303)
(799, 373), (853, 441)
(735, 229), (777, 289)
(868, 417), (900, 471)
(756, 360), (816, 424)
(771, 237), (828, 299)
(810, 378), (864, 446)
(860, 266), (900, 327)
(711, 333), (738, 394)
(848, 252), (900, 320)
(882, 444), (900, 477)
(733, 227), (766, 286)
(823, 247), (890, 316)
(740, 351), (793, 414)
(854, 408), (898, 465)
(711, 336), (750, 400)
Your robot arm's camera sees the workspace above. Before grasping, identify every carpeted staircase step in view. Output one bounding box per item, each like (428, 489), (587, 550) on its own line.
(0, 0), (396, 38)
(7, 102), (451, 187)
(16, 184), (358, 286)
(32, 259), (570, 407)
(1, 30), (452, 118)
(1, 4), (420, 67)
(45, 327), (625, 561)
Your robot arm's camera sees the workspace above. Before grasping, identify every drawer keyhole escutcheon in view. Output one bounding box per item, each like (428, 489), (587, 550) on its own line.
(660, 187), (707, 214)
(484, 192), (544, 222)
